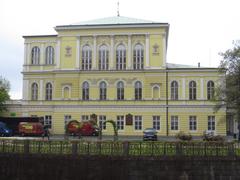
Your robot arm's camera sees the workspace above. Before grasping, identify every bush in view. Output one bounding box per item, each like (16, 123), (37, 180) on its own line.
(175, 131), (192, 141)
(202, 133), (224, 142)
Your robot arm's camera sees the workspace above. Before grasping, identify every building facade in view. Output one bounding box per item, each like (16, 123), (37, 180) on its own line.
(6, 16), (226, 136)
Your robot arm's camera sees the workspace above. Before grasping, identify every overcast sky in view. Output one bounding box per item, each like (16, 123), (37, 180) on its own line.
(0, 0), (239, 99)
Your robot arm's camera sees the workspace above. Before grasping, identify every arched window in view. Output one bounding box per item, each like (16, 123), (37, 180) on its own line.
(133, 44), (144, 70)
(117, 81), (124, 100)
(45, 83), (52, 100)
(171, 81), (178, 100)
(99, 82), (107, 100)
(207, 81), (214, 100)
(116, 44), (126, 70)
(98, 45), (109, 70)
(31, 83), (38, 100)
(189, 81), (197, 100)
(82, 81), (89, 100)
(63, 87), (70, 99)
(82, 45), (92, 70)
(45, 46), (54, 65)
(31, 46), (40, 65)
(135, 81), (142, 100)
(153, 86), (159, 99)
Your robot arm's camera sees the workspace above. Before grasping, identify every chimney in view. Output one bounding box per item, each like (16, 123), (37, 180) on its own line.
(198, 62), (200, 68)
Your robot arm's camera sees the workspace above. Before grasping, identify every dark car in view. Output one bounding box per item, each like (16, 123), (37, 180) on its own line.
(143, 128), (157, 141)
(0, 122), (12, 137)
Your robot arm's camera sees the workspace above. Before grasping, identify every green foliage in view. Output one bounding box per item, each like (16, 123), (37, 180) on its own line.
(0, 76), (10, 113)
(215, 43), (240, 120)
(175, 131), (192, 141)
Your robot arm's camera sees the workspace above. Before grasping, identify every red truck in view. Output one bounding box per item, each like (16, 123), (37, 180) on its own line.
(67, 121), (99, 136)
(18, 122), (44, 136)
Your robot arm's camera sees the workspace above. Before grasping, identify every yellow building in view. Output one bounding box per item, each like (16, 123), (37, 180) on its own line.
(6, 16), (226, 136)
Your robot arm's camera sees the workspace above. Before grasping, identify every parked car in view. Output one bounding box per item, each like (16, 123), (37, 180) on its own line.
(143, 128), (157, 141)
(67, 121), (99, 136)
(0, 122), (12, 137)
(18, 122), (44, 136)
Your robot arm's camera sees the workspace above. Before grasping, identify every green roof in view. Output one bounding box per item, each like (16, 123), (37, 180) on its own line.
(71, 16), (158, 26)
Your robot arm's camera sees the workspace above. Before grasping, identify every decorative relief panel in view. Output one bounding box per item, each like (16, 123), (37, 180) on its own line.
(152, 43), (160, 55)
(97, 36), (110, 45)
(86, 78), (138, 85)
(65, 46), (72, 57)
(132, 35), (145, 45)
(81, 36), (93, 46)
(114, 35), (128, 45)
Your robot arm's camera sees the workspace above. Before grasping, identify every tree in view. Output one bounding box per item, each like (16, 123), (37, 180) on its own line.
(215, 42), (240, 137)
(0, 76), (10, 114)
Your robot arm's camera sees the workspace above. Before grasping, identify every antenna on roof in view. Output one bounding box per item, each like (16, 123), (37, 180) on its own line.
(117, 1), (120, 17)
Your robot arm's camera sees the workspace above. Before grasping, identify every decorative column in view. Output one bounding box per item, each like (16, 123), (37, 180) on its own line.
(182, 78), (186, 100)
(22, 80), (29, 100)
(200, 78), (204, 100)
(56, 38), (61, 69)
(27, 43), (31, 71)
(145, 34), (150, 68)
(40, 44), (44, 70)
(128, 35), (132, 69)
(110, 35), (114, 69)
(40, 80), (43, 100)
(92, 35), (97, 70)
(76, 36), (80, 69)
(162, 33), (166, 67)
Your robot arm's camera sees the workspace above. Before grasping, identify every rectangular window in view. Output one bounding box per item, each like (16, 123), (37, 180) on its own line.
(81, 115), (89, 121)
(153, 116), (160, 130)
(99, 115), (106, 130)
(189, 116), (197, 131)
(134, 116), (142, 130)
(44, 115), (52, 129)
(117, 115), (124, 130)
(208, 116), (215, 131)
(171, 116), (178, 130)
(64, 115), (71, 126)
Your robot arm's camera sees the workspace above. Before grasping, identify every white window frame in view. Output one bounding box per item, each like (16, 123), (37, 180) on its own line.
(45, 46), (54, 65)
(189, 81), (197, 100)
(98, 45), (109, 70)
(99, 115), (106, 130)
(45, 83), (52, 101)
(208, 116), (215, 131)
(153, 116), (160, 130)
(171, 81), (178, 100)
(207, 81), (214, 100)
(116, 44), (126, 70)
(189, 116), (197, 131)
(31, 83), (38, 100)
(82, 45), (92, 70)
(82, 81), (89, 100)
(31, 46), (40, 65)
(134, 116), (142, 130)
(117, 115), (125, 130)
(64, 115), (71, 126)
(81, 115), (89, 121)
(133, 44), (144, 70)
(135, 81), (142, 100)
(117, 81), (124, 100)
(171, 116), (178, 131)
(44, 115), (52, 129)
(99, 81), (107, 100)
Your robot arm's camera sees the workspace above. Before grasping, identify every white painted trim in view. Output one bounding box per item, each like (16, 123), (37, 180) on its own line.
(110, 35), (114, 70)
(127, 35), (132, 69)
(76, 36), (80, 69)
(97, 79), (109, 86)
(55, 24), (169, 31)
(162, 34), (166, 67)
(40, 44), (44, 71)
(182, 78), (185, 100)
(92, 35), (97, 70)
(25, 40), (57, 43)
(39, 80), (43, 100)
(58, 32), (164, 37)
(56, 39), (61, 68)
(145, 34), (150, 67)
(200, 78), (204, 100)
